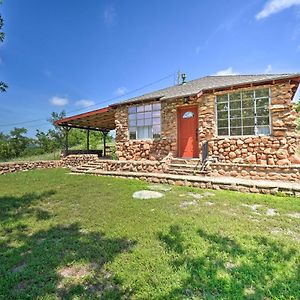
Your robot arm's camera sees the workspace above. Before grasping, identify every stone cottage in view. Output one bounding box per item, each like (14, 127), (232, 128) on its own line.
(56, 73), (300, 167)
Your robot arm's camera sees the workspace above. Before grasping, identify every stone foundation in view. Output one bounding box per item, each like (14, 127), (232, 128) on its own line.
(208, 162), (300, 182)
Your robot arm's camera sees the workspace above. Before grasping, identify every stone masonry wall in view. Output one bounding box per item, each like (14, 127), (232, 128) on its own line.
(0, 154), (99, 175)
(115, 81), (300, 166)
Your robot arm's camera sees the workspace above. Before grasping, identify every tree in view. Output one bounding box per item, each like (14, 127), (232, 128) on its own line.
(0, 3), (7, 92)
(9, 127), (30, 157)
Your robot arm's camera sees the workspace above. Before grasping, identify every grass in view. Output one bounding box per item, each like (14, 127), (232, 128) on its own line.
(3, 150), (62, 162)
(0, 169), (300, 299)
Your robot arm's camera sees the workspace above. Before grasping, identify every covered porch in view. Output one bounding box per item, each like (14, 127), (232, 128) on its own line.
(54, 107), (116, 158)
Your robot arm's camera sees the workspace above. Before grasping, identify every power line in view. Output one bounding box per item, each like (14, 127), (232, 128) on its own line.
(0, 72), (175, 128)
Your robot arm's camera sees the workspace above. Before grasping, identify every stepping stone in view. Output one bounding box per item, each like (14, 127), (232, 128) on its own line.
(266, 208), (278, 216)
(147, 184), (172, 192)
(187, 192), (203, 199)
(180, 200), (198, 208)
(286, 212), (300, 219)
(133, 190), (164, 200)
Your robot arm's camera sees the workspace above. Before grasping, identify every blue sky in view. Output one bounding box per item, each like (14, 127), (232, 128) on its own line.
(1, 0), (300, 136)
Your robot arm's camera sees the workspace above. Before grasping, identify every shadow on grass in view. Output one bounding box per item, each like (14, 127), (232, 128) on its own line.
(158, 226), (299, 299)
(0, 223), (136, 299)
(0, 192), (136, 299)
(0, 190), (56, 224)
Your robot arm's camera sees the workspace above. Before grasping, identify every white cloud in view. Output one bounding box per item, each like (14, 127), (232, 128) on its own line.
(49, 96), (69, 106)
(264, 64), (273, 73)
(114, 87), (128, 96)
(195, 46), (202, 55)
(214, 67), (239, 76)
(103, 6), (117, 27)
(75, 99), (95, 108)
(256, 0), (300, 20)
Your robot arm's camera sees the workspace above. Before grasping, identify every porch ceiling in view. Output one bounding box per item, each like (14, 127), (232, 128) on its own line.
(54, 107), (116, 131)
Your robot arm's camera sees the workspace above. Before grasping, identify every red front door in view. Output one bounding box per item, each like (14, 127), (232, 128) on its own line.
(178, 106), (199, 158)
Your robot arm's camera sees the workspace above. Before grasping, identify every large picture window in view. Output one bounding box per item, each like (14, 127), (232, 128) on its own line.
(128, 103), (161, 140)
(216, 88), (271, 136)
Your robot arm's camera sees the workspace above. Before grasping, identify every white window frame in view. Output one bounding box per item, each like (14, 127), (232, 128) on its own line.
(128, 103), (161, 140)
(215, 88), (271, 137)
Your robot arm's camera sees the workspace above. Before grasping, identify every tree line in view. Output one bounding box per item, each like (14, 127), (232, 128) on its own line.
(0, 111), (112, 161)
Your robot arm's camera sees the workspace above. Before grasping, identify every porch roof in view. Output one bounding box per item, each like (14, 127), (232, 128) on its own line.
(54, 107), (115, 131)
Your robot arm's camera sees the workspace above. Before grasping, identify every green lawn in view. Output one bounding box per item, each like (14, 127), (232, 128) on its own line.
(0, 169), (300, 299)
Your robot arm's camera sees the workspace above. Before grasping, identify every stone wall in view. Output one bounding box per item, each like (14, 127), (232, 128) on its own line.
(208, 162), (300, 182)
(115, 81), (300, 166)
(86, 159), (169, 173)
(0, 154), (99, 175)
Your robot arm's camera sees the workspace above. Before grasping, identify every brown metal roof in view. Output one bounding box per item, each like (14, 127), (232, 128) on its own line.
(54, 107), (115, 131)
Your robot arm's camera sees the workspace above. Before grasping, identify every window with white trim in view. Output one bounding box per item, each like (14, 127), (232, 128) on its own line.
(216, 88), (271, 136)
(128, 103), (161, 140)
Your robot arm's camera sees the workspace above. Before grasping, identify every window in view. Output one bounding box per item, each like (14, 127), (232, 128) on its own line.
(128, 103), (161, 139)
(216, 88), (271, 136)
(183, 111), (195, 119)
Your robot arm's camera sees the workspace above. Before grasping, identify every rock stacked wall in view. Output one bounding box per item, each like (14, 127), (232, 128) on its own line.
(115, 82), (300, 166)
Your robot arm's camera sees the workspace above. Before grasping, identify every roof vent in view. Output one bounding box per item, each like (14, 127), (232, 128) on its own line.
(181, 73), (187, 84)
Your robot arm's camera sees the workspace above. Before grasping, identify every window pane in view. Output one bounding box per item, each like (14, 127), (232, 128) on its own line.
(229, 92), (241, 101)
(129, 127), (136, 139)
(153, 125), (161, 139)
(256, 106), (269, 117)
(243, 117), (255, 126)
(243, 126), (255, 135)
(129, 119), (136, 127)
(256, 98), (269, 107)
(137, 126), (152, 139)
(152, 103), (161, 111)
(144, 104), (152, 111)
(128, 114), (136, 121)
(144, 118), (152, 126)
(257, 126), (270, 135)
(257, 117), (269, 126)
(230, 101), (241, 110)
(218, 119), (228, 128)
(230, 127), (242, 136)
(217, 102), (228, 111)
(230, 109), (241, 118)
(242, 108), (254, 118)
(218, 128), (228, 135)
(231, 118), (242, 127)
(217, 94), (228, 103)
(137, 106), (144, 113)
(137, 112), (145, 119)
(153, 117), (161, 125)
(152, 110), (160, 118)
(128, 107), (136, 114)
(144, 111), (152, 119)
(242, 91), (254, 99)
(217, 110), (228, 120)
(242, 98), (254, 108)
(137, 119), (144, 126)
(255, 89), (269, 98)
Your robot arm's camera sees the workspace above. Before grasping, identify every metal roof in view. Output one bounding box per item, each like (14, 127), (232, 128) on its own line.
(116, 73), (300, 105)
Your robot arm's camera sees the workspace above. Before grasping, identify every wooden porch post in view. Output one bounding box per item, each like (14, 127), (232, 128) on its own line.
(102, 130), (108, 157)
(63, 127), (71, 156)
(86, 129), (90, 151)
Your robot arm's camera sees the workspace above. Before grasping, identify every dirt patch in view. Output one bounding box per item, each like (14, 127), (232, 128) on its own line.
(58, 264), (95, 280)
